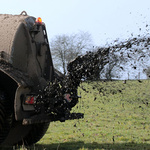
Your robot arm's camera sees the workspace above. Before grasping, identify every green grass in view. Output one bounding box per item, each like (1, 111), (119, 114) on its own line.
(8, 80), (150, 149)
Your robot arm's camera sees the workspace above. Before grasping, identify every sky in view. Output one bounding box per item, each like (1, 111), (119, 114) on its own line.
(1, 0), (150, 46)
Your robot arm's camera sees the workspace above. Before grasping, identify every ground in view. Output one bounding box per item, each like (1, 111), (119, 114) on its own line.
(36, 80), (150, 150)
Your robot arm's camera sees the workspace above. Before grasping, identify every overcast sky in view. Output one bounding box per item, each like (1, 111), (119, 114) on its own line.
(1, 0), (150, 46)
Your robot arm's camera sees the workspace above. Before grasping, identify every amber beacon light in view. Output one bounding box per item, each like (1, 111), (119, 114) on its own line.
(36, 17), (42, 24)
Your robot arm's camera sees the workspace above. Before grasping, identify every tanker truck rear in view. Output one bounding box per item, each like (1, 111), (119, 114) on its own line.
(0, 12), (83, 146)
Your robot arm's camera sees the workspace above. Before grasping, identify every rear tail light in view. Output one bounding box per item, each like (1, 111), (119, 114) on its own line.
(25, 96), (36, 104)
(64, 93), (72, 102)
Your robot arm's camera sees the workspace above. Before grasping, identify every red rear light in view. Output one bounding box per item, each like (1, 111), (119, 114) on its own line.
(36, 17), (42, 24)
(64, 93), (72, 102)
(25, 96), (36, 104)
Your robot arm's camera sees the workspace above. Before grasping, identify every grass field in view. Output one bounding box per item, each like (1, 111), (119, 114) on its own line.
(7, 80), (150, 149)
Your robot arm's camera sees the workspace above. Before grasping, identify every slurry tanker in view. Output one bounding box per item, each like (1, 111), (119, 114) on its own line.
(0, 11), (83, 146)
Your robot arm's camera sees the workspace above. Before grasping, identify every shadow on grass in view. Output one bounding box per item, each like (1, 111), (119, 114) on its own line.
(1, 141), (150, 150)
(28, 141), (150, 150)
(36, 142), (150, 150)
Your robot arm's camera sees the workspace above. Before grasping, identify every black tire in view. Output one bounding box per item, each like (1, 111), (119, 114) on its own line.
(17, 122), (50, 146)
(2, 121), (50, 146)
(0, 90), (13, 144)
(0, 89), (50, 146)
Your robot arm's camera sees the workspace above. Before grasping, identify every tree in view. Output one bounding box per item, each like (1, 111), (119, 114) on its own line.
(144, 67), (150, 79)
(50, 31), (93, 75)
(99, 36), (150, 80)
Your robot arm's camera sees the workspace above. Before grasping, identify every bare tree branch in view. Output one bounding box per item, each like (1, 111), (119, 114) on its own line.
(50, 32), (93, 75)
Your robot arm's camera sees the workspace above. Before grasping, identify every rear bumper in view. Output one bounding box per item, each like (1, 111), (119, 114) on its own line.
(22, 113), (84, 125)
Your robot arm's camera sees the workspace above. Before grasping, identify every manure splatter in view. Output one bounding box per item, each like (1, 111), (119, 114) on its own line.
(35, 34), (150, 118)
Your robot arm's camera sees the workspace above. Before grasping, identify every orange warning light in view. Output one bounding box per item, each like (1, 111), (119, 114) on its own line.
(36, 17), (42, 24)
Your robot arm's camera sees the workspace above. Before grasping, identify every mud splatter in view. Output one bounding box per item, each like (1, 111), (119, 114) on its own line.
(35, 33), (150, 118)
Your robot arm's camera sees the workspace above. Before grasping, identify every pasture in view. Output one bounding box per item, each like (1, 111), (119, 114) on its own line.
(5, 80), (150, 149)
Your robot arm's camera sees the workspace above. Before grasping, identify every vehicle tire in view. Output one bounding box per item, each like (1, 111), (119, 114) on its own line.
(17, 122), (50, 146)
(0, 90), (13, 144)
(2, 121), (50, 146)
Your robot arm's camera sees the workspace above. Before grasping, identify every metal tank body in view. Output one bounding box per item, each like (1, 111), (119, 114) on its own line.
(0, 13), (55, 146)
(0, 13), (54, 89)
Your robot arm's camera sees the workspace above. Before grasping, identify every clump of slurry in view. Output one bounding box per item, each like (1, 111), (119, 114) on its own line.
(35, 35), (150, 116)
